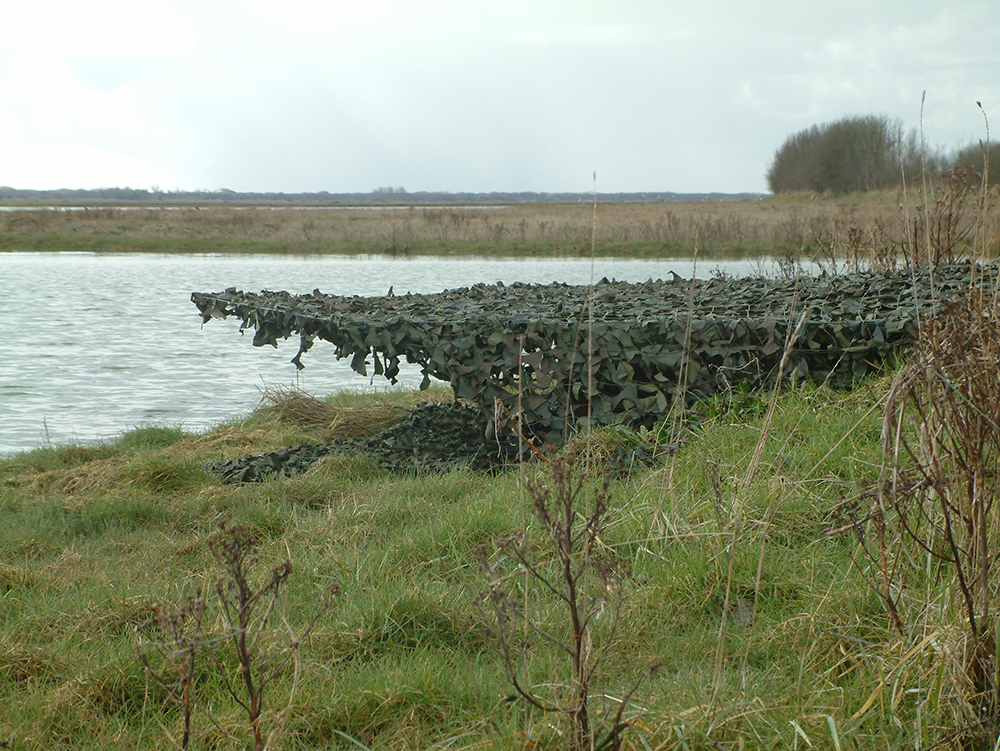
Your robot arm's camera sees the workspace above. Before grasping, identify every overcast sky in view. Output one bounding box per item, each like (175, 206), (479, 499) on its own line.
(1, 1), (996, 194)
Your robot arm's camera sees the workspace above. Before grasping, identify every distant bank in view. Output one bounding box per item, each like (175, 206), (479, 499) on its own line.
(0, 194), (930, 257)
(0, 186), (765, 207)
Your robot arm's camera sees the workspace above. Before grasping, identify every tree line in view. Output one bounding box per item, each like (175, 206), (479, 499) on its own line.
(767, 114), (997, 194)
(0, 186), (764, 206)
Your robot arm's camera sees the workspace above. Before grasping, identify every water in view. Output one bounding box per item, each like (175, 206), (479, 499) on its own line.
(0, 252), (788, 456)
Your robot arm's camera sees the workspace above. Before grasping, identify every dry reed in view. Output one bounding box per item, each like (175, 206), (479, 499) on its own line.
(255, 386), (449, 442)
(6, 194), (995, 257)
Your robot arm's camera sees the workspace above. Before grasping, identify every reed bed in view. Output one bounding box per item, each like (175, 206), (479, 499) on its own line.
(5, 192), (994, 257)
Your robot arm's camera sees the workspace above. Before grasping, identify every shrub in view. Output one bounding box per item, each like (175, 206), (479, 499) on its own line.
(767, 115), (927, 194)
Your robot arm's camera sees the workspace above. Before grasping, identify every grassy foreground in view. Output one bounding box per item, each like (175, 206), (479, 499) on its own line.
(0, 377), (979, 750)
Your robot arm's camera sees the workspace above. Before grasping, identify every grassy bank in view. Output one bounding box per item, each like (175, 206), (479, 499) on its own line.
(0, 375), (987, 750)
(5, 193), (989, 258)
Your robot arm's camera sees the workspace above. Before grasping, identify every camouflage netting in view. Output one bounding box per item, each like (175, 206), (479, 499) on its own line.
(193, 262), (993, 448)
(208, 402), (520, 483)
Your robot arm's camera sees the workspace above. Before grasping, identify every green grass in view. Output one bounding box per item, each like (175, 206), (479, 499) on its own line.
(0, 380), (976, 749)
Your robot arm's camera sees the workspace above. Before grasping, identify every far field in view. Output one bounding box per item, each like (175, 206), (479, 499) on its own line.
(4, 192), (993, 259)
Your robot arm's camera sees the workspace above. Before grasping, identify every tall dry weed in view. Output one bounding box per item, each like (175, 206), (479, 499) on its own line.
(837, 288), (1000, 747)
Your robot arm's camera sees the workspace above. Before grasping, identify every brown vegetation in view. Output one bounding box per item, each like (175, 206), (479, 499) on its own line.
(4, 193), (996, 257)
(254, 386), (446, 443)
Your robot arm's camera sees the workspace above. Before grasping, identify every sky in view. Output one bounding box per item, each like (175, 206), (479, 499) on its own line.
(0, 0), (997, 195)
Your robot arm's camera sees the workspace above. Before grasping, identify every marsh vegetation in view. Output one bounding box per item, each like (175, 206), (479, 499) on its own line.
(3, 190), (996, 259)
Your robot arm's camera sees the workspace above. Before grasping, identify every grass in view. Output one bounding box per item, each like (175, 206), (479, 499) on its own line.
(0, 376), (983, 749)
(5, 193), (996, 258)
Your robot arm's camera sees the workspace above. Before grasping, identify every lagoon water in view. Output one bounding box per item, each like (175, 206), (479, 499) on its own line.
(0, 252), (790, 456)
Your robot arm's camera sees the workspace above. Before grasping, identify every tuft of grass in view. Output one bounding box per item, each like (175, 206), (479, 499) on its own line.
(120, 454), (208, 495)
(0, 563), (36, 592)
(0, 444), (113, 483)
(114, 425), (189, 452)
(255, 386), (451, 442)
(0, 643), (66, 684)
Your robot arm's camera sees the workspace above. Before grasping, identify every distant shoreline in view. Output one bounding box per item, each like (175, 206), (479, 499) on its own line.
(0, 187), (766, 208)
(0, 193), (960, 259)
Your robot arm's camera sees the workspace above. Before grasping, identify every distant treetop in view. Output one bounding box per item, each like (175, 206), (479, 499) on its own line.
(766, 115), (922, 194)
(766, 113), (995, 195)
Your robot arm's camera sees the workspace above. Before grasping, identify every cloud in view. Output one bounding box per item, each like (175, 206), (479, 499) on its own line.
(823, 40), (855, 58)
(243, 0), (394, 28)
(0, 0), (196, 59)
(0, 58), (144, 134)
(508, 23), (652, 46)
(735, 82), (760, 106)
(0, 134), (179, 190)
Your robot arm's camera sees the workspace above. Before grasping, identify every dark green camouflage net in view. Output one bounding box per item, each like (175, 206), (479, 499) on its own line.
(208, 402), (521, 483)
(193, 263), (992, 445)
